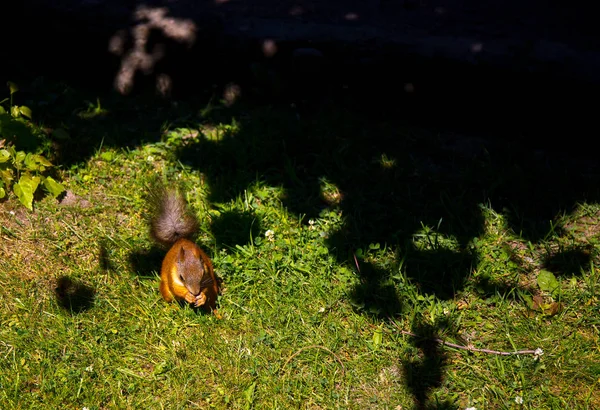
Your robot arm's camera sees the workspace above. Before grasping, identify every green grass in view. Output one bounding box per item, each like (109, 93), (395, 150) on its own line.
(1, 78), (600, 410)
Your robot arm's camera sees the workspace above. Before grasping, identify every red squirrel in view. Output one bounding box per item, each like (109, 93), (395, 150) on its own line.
(149, 186), (220, 315)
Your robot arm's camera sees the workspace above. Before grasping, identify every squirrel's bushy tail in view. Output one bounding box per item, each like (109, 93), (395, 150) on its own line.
(149, 186), (199, 247)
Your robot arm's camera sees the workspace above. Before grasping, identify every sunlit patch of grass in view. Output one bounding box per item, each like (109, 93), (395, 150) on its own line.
(378, 153), (397, 169)
(319, 177), (343, 206)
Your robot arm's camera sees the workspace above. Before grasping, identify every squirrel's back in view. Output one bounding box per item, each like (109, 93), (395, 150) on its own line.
(150, 186), (199, 247)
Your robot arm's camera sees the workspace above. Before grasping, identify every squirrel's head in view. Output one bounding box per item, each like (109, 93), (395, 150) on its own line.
(175, 247), (207, 296)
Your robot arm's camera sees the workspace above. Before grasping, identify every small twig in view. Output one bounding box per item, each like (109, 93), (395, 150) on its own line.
(390, 320), (539, 356)
(282, 345), (346, 375)
(353, 253), (361, 273)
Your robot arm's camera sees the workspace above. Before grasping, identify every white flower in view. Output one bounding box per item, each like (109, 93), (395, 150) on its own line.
(9, 211), (15, 215)
(83, 407), (90, 410)
(534, 348), (544, 360)
(515, 396), (523, 404)
(146, 155), (154, 162)
(318, 307), (325, 313)
(85, 365), (93, 372)
(465, 407), (477, 410)
(265, 229), (275, 241)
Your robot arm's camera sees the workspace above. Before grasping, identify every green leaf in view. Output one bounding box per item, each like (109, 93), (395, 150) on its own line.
(14, 151), (25, 165)
(24, 153), (38, 171)
(24, 154), (53, 172)
(0, 169), (13, 185)
(521, 293), (534, 309)
(18, 106), (32, 120)
(0, 186), (4, 198)
(243, 382), (256, 410)
(35, 155), (53, 167)
(7, 81), (19, 95)
(537, 270), (560, 293)
(43, 176), (65, 198)
(0, 149), (10, 163)
(373, 325), (383, 347)
(152, 361), (172, 376)
(0, 106), (5, 114)
(14, 174), (41, 210)
(100, 151), (114, 161)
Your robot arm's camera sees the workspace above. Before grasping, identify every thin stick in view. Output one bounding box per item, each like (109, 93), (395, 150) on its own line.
(390, 320), (539, 356)
(353, 253), (361, 273)
(282, 345), (346, 375)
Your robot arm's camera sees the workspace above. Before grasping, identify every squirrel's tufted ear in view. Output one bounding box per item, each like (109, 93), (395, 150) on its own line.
(178, 247), (186, 262)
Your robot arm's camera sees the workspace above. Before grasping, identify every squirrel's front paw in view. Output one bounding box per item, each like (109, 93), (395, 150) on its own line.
(184, 293), (197, 305)
(194, 293), (207, 307)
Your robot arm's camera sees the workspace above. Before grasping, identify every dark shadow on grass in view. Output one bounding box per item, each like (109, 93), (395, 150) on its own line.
(210, 209), (261, 248)
(128, 246), (165, 278)
(347, 261), (406, 318)
(54, 276), (96, 314)
(404, 248), (477, 301)
(474, 274), (536, 301)
(542, 245), (594, 277)
(402, 320), (453, 410)
(99, 240), (116, 272)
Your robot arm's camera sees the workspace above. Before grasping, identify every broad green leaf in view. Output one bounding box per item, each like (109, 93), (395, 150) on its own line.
(14, 151), (25, 165)
(0, 106), (5, 114)
(14, 174), (41, 210)
(0, 149), (10, 163)
(24, 154), (52, 172)
(35, 155), (53, 167)
(537, 270), (560, 293)
(24, 152), (37, 171)
(43, 176), (65, 198)
(7, 81), (19, 95)
(0, 186), (4, 198)
(18, 105), (32, 119)
(0, 169), (13, 184)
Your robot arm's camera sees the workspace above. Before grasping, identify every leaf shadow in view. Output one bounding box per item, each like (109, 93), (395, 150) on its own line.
(347, 261), (405, 318)
(210, 209), (261, 248)
(401, 320), (451, 410)
(128, 245), (165, 278)
(54, 276), (96, 314)
(542, 245), (595, 277)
